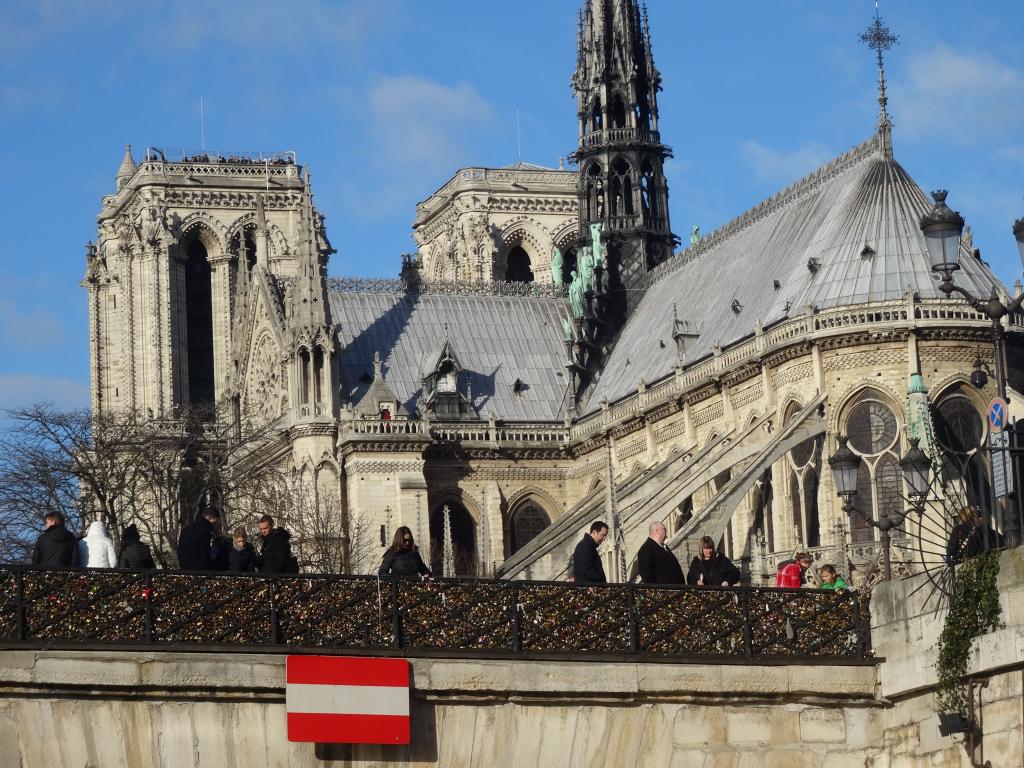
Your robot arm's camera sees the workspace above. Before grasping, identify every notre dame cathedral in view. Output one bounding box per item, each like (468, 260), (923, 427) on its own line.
(83, 1), (1017, 581)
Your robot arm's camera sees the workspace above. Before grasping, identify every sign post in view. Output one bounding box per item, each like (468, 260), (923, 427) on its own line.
(286, 656), (410, 745)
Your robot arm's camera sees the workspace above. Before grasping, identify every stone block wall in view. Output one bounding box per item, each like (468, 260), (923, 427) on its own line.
(0, 650), (881, 768)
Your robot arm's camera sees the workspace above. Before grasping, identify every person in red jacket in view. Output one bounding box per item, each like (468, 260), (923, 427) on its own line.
(775, 552), (814, 588)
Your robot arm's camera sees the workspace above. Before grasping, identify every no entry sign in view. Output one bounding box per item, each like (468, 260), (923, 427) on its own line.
(286, 656), (410, 744)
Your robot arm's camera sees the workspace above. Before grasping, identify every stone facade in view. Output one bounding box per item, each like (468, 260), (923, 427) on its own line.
(412, 164), (578, 284)
(83, 0), (1020, 582)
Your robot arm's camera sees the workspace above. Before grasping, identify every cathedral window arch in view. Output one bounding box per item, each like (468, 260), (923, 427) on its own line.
(230, 226), (257, 273)
(504, 245), (534, 283)
(429, 500), (478, 576)
(640, 160), (658, 218)
(509, 501), (550, 556)
(610, 158), (633, 217)
(177, 226), (217, 408)
(585, 163), (603, 223)
(609, 95), (627, 130)
(590, 98), (603, 132)
(635, 92), (651, 131)
(932, 385), (991, 515)
(784, 401), (822, 548)
(839, 389), (904, 543)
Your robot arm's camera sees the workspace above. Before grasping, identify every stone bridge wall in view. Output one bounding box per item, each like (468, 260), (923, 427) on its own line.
(1, 549), (1023, 766)
(0, 650), (879, 767)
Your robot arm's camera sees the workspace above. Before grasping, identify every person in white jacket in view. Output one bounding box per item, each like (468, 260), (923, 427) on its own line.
(78, 520), (118, 568)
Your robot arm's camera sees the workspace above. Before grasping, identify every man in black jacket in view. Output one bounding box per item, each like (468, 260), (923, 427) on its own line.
(636, 521), (684, 584)
(177, 509), (221, 571)
(257, 515), (295, 574)
(572, 520), (609, 584)
(32, 512), (80, 567)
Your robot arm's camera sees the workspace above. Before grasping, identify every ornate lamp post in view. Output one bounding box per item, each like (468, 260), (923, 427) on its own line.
(921, 192), (1024, 546)
(828, 437), (932, 581)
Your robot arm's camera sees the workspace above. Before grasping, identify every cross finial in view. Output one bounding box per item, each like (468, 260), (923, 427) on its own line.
(859, 2), (899, 157)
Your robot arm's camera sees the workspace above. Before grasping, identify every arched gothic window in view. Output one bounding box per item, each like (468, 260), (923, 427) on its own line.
(609, 96), (627, 130)
(842, 393), (904, 543)
(785, 402), (822, 549)
(590, 99), (602, 132)
(933, 388), (990, 514)
(611, 158), (633, 217)
(510, 503), (550, 555)
(504, 246), (534, 283)
(430, 502), (477, 576)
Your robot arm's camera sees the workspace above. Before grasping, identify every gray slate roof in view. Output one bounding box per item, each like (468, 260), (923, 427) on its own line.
(586, 136), (1005, 409)
(329, 290), (572, 421)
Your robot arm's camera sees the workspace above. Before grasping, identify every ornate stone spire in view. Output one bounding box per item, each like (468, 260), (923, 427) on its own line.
(860, 3), (899, 159)
(572, 0), (674, 331)
(115, 144), (137, 191)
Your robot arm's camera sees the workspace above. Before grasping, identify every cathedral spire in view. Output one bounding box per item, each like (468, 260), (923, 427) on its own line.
(116, 144), (137, 191)
(860, 2), (899, 159)
(572, 0), (674, 330)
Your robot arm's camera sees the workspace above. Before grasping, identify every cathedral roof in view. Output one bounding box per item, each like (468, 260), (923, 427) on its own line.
(328, 286), (571, 420)
(584, 134), (1005, 410)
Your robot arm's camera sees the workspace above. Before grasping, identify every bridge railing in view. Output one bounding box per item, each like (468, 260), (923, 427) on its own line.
(0, 567), (872, 663)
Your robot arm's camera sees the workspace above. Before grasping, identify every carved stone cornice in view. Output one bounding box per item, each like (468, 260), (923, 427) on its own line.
(345, 458), (425, 474)
(428, 466), (567, 483)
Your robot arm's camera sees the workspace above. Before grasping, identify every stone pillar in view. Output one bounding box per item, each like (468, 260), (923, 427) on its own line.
(209, 255), (233, 404)
(811, 344), (825, 394)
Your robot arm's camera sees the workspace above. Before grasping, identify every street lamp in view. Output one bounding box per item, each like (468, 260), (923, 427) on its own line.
(828, 436), (932, 581)
(921, 191), (1024, 547)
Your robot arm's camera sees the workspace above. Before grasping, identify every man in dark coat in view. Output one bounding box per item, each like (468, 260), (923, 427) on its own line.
(636, 521), (684, 584)
(572, 520), (609, 584)
(32, 512), (81, 568)
(177, 509), (221, 571)
(257, 515), (295, 574)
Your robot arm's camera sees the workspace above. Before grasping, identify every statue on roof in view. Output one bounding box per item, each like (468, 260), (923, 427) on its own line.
(550, 246), (564, 286)
(690, 225), (701, 246)
(589, 222), (604, 267)
(579, 246), (597, 296)
(568, 270), (585, 318)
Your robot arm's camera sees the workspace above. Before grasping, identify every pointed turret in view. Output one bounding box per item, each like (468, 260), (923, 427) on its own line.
(572, 0), (675, 331)
(115, 144), (137, 191)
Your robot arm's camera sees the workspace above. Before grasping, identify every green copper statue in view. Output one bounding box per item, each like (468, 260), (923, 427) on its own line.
(690, 225), (701, 246)
(550, 246), (564, 286)
(562, 316), (574, 341)
(568, 269), (585, 318)
(579, 246), (597, 295)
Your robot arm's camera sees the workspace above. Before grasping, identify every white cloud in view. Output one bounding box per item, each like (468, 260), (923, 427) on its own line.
(739, 140), (832, 186)
(341, 74), (496, 218)
(893, 44), (1024, 145)
(0, 374), (88, 411)
(368, 74), (495, 173)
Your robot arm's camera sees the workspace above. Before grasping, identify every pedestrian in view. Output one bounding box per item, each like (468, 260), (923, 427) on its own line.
(378, 526), (431, 578)
(31, 511), (81, 568)
(228, 527), (258, 573)
(775, 551), (814, 588)
(572, 520), (609, 584)
(78, 519), (118, 568)
(686, 535), (741, 587)
(118, 524), (156, 570)
(945, 506), (1004, 566)
(636, 521), (684, 584)
(819, 564), (848, 591)
(257, 515), (297, 574)
(177, 509), (221, 571)
(210, 533), (232, 571)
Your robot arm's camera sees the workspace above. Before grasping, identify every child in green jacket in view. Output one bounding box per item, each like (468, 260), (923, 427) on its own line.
(819, 563), (848, 590)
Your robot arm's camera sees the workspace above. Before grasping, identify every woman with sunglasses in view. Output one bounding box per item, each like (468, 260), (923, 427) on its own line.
(378, 526), (431, 578)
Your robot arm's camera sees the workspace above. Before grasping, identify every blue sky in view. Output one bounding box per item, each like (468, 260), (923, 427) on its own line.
(0, 0), (1021, 412)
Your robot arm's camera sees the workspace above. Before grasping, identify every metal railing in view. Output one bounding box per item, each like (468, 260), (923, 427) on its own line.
(0, 567), (872, 663)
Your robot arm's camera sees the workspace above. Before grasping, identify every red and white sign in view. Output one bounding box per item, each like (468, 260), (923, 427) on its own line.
(286, 656), (410, 745)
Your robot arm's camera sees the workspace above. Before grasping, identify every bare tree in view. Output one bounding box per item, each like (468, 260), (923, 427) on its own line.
(0, 401), (293, 566)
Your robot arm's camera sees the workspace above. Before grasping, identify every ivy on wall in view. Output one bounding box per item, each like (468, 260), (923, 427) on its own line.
(935, 552), (1002, 716)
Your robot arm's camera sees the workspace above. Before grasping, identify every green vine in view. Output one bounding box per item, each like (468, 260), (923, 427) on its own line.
(935, 552), (1002, 716)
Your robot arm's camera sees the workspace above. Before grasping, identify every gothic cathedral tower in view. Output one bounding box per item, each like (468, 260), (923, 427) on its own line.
(573, 0), (675, 327)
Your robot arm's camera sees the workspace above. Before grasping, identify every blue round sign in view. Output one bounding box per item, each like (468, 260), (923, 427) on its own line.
(988, 397), (1008, 434)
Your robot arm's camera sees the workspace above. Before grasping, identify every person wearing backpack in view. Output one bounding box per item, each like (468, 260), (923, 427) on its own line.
(118, 524), (156, 570)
